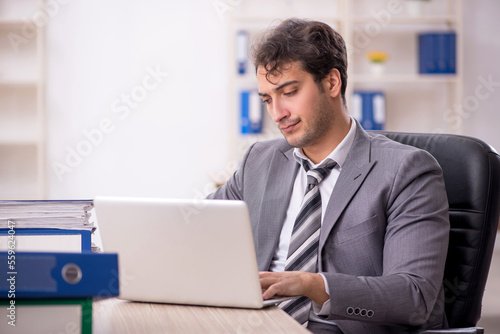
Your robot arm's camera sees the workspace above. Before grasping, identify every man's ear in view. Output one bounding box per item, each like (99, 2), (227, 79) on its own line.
(324, 68), (342, 98)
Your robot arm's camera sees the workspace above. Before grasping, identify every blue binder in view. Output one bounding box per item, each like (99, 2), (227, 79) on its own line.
(418, 33), (436, 74)
(0, 252), (119, 299)
(0, 228), (92, 252)
(418, 32), (456, 74)
(240, 90), (263, 134)
(352, 91), (386, 130)
(236, 30), (249, 75)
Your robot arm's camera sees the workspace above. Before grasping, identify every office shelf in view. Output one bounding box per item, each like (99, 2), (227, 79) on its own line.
(345, 0), (462, 134)
(352, 74), (460, 84)
(0, 0), (45, 199)
(351, 15), (458, 25)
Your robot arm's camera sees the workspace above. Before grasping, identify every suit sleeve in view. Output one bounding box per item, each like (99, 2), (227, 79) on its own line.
(206, 142), (257, 201)
(323, 149), (450, 327)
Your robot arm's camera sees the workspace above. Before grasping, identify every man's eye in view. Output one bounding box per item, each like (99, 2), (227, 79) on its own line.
(262, 99), (270, 105)
(284, 90), (296, 97)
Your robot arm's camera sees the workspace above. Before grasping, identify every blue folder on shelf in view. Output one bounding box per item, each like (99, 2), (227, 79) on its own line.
(240, 90), (263, 134)
(0, 228), (92, 253)
(418, 32), (456, 74)
(0, 252), (119, 299)
(352, 91), (386, 130)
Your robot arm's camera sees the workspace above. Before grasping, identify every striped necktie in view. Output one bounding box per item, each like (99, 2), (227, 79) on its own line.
(279, 159), (337, 326)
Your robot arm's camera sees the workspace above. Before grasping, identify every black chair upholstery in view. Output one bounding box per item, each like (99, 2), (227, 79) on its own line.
(371, 131), (500, 333)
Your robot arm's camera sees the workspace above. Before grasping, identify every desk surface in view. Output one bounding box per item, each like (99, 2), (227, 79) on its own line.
(93, 298), (311, 334)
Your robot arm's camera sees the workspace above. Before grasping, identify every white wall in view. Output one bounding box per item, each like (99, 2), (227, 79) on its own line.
(46, 0), (229, 199)
(462, 0), (500, 151)
(45, 0), (500, 200)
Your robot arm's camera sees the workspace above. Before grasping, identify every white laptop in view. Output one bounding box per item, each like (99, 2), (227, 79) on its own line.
(94, 196), (290, 308)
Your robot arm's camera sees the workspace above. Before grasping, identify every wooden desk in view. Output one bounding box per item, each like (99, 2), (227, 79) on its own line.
(93, 298), (311, 334)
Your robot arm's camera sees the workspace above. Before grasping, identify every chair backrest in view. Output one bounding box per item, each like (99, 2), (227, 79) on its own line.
(371, 131), (500, 328)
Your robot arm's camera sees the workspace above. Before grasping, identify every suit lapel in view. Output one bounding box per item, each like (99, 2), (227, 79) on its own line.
(256, 145), (299, 270)
(319, 125), (377, 252)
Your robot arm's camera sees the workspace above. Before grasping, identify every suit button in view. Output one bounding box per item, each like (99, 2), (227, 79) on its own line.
(354, 307), (360, 315)
(360, 309), (367, 317)
(367, 310), (374, 318)
(347, 307), (354, 315)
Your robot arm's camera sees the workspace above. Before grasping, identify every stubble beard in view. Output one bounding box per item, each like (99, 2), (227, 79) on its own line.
(281, 94), (334, 149)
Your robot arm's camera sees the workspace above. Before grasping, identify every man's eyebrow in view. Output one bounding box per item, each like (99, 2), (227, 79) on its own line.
(258, 80), (299, 97)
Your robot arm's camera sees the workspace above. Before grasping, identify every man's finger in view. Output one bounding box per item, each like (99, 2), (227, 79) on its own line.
(260, 275), (280, 289)
(262, 281), (282, 299)
(259, 271), (277, 278)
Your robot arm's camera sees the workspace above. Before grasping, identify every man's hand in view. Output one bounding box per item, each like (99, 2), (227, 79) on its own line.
(259, 271), (329, 305)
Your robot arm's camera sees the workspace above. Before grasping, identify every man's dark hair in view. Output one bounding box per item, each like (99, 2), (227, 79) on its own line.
(251, 18), (348, 105)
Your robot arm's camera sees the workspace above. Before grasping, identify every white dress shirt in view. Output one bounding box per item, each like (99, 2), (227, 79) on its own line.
(269, 117), (357, 318)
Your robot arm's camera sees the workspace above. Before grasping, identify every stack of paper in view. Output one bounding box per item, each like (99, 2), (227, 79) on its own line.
(0, 200), (94, 231)
(0, 200), (95, 253)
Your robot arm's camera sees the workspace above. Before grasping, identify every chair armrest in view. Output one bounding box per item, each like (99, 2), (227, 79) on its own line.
(420, 327), (484, 334)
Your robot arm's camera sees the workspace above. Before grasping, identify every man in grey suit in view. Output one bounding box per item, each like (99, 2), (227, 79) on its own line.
(209, 18), (449, 334)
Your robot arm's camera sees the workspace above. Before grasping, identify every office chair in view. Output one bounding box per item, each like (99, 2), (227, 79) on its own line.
(371, 131), (500, 334)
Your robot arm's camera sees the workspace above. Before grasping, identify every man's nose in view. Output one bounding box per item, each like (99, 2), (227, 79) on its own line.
(269, 99), (289, 123)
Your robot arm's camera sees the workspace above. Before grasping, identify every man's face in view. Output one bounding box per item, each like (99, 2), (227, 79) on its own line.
(257, 62), (335, 150)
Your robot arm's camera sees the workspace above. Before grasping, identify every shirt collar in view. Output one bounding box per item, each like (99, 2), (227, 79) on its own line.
(293, 116), (357, 169)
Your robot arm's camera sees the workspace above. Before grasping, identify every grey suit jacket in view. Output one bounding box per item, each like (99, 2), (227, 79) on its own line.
(208, 124), (450, 334)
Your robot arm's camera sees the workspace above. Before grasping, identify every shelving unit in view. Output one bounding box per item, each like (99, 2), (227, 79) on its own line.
(225, 0), (462, 166)
(0, 0), (45, 199)
(345, 0), (463, 134)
